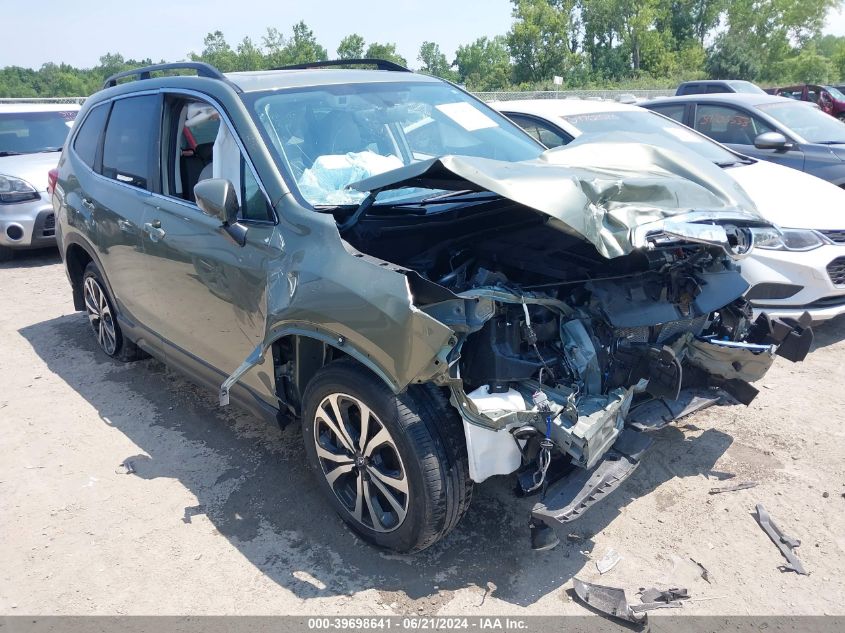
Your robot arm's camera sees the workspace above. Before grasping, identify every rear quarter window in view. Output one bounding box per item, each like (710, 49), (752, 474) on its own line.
(73, 105), (110, 169)
(649, 104), (686, 123)
(101, 95), (160, 190)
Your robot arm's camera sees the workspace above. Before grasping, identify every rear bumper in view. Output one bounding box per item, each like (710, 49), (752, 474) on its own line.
(0, 192), (57, 249)
(741, 245), (845, 322)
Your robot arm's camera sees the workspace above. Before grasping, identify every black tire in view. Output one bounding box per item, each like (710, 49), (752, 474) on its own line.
(302, 360), (472, 553)
(0, 245), (13, 263)
(82, 261), (144, 361)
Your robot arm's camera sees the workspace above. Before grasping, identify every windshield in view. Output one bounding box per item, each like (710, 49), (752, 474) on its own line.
(825, 85), (845, 101)
(562, 110), (741, 164)
(247, 81), (543, 206)
(730, 81), (766, 95)
(756, 100), (845, 143)
(0, 110), (77, 155)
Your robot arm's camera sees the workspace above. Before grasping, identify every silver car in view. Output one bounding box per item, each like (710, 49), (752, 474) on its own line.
(0, 103), (79, 261)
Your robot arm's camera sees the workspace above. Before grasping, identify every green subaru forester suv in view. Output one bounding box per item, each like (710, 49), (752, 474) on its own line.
(53, 60), (811, 553)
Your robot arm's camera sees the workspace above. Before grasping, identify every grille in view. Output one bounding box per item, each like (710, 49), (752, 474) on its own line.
(615, 314), (708, 345)
(820, 229), (845, 244)
(828, 257), (845, 286)
(42, 213), (55, 237)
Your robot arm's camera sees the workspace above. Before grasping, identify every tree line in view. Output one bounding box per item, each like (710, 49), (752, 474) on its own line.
(2, 0), (844, 97)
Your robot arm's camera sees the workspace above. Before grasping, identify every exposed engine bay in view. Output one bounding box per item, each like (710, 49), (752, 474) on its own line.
(339, 180), (812, 545)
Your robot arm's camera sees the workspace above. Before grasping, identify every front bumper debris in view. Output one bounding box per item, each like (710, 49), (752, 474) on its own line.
(531, 428), (652, 526)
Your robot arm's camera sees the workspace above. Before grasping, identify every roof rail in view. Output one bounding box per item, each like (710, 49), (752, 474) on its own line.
(273, 58), (411, 73)
(102, 61), (234, 90)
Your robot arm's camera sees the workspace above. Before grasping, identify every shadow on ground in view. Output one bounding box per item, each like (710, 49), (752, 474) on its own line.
(19, 313), (734, 610)
(0, 247), (60, 269)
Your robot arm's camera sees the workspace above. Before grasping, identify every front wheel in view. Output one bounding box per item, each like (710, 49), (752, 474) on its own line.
(301, 361), (472, 553)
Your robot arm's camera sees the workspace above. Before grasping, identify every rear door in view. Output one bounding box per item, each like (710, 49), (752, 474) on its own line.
(80, 94), (162, 333)
(140, 93), (279, 406)
(690, 102), (805, 170)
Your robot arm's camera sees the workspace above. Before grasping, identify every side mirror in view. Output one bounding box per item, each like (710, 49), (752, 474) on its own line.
(194, 178), (247, 246)
(754, 131), (792, 151)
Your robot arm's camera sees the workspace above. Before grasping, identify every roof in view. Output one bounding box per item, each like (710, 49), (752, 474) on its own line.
(646, 93), (795, 107)
(489, 98), (640, 118)
(224, 68), (441, 93)
(0, 103), (81, 113)
(678, 79), (754, 86)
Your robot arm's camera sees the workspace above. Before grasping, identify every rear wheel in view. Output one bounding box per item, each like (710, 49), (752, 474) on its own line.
(82, 262), (143, 361)
(302, 360), (472, 552)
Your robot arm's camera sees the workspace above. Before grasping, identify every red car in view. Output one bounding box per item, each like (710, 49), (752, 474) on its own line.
(768, 84), (845, 120)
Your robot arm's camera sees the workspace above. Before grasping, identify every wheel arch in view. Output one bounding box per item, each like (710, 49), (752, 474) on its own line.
(64, 238), (97, 311)
(270, 330), (404, 418)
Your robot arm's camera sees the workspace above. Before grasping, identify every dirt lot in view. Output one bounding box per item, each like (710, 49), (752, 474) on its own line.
(1, 248), (844, 617)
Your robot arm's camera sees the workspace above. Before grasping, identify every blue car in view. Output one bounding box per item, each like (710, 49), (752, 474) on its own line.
(644, 93), (845, 186)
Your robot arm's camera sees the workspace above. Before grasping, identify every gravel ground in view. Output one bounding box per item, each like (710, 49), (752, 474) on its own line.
(2, 248), (844, 616)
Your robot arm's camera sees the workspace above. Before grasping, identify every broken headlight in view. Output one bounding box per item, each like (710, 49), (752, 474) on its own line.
(751, 227), (826, 252)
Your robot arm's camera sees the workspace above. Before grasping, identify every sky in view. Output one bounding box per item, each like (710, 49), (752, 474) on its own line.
(1, 0), (514, 70)
(3, 0), (845, 71)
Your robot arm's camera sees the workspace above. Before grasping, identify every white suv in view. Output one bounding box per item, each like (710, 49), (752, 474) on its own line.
(0, 102), (79, 261)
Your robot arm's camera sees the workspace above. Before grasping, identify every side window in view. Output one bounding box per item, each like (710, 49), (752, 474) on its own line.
(693, 104), (773, 145)
(163, 97), (272, 221)
(102, 95), (159, 190)
(705, 84), (727, 94)
(72, 104), (109, 170)
(649, 104), (685, 123)
(680, 84), (703, 95)
(506, 114), (569, 148)
(240, 157), (272, 221)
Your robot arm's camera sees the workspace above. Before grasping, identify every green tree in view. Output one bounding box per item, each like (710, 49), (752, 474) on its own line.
(418, 41), (457, 80)
(364, 42), (408, 67)
(191, 30), (239, 72)
(455, 36), (512, 89)
(281, 21), (328, 64)
(507, 0), (579, 84)
(776, 43), (836, 84)
(705, 31), (764, 80)
(236, 37), (265, 71)
(337, 34), (366, 59)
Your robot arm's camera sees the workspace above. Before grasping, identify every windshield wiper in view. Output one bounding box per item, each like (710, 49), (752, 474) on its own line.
(0, 150), (22, 157)
(815, 140), (845, 145)
(38, 147), (62, 153)
(714, 157), (753, 168)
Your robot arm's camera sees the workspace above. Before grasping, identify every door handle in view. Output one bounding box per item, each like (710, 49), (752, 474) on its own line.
(143, 220), (166, 242)
(81, 197), (95, 210)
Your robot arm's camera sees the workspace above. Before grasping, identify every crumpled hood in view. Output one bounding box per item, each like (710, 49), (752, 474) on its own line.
(0, 152), (61, 192)
(351, 135), (766, 258)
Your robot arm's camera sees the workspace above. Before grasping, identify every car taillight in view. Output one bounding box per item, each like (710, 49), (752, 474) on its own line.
(47, 168), (58, 195)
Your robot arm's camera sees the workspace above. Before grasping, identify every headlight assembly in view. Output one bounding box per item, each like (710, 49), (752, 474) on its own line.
(0, 174), (40, 204)
(751, 227), (827, 252)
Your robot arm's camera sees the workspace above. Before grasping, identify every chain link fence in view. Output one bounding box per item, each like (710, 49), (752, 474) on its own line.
(0, 97), (86, 104)
(473, 89), (675, 102)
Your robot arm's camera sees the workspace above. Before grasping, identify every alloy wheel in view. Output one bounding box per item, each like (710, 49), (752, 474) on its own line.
(313, 393), (409, 533)
(83, 276), (118, 356)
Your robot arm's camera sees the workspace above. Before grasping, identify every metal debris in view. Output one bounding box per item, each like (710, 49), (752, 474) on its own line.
(596, 548), (622, 574)
(709, 481), (758, 495)
(639, 587), (689, 603)
(572, 578), (646, 624)
(754, 503), (808, 575)
(630, 601), (683, 613)
(114, 460), (135, 475)
(690, 557), (712, 584)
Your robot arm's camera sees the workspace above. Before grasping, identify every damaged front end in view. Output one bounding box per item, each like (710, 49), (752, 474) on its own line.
(221, 142), (812, 548)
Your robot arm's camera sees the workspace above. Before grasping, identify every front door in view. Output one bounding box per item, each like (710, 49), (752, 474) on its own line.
(141, 94), (280, 406)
